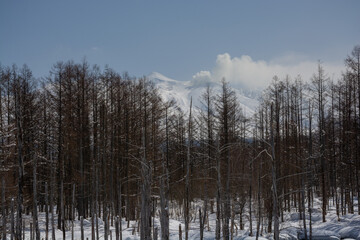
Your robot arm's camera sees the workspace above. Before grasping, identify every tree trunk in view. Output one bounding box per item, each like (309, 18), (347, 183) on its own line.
(11, 198), (14, 240)
(270, 104), (279, 240)
(2, 177), (6, 240)
(185, 98), (192, 240)
(51, 155), (56, 240)
(81, 216), (84, 240)
(160, 157), (169, 240)
(15, 90), (23, 240)
(33, 155), (40, 240)
(216, 143), (221, 240)
(72, 184), (76, 240)
(140, 129), (151, 240)
(45, 182), (49, 240)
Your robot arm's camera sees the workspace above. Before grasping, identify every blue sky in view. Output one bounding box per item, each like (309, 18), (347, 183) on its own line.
(1, 1), (359, 85)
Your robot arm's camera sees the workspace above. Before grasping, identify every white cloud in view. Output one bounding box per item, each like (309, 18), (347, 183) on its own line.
(192, 53), (344, 90)
(192, 70), (212, 86)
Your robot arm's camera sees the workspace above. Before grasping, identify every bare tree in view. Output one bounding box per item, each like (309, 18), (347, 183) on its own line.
(185, 97), (192, 240)
(310, 62), (329, 222)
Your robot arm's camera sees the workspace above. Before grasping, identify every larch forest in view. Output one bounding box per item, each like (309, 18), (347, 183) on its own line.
(0, 45), (360, 240)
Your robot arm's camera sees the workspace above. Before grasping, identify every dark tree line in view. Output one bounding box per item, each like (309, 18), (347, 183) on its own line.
(0, 45), (359, 240)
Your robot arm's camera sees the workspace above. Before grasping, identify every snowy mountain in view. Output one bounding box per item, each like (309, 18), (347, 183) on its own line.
(148, 72), (259, 117)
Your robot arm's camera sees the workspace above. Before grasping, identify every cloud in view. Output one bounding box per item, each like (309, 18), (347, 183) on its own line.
(192, 53), (344, 90)
(192, 70), (212, 86)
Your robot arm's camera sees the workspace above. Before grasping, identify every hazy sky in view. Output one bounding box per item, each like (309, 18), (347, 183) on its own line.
(1, 1), (359, 88)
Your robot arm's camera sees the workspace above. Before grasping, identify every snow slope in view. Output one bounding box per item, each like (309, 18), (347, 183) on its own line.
(148, 72), (259, 117)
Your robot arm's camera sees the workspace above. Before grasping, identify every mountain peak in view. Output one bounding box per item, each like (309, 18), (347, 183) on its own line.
(147, 72), (259, 116)
(148, 72), (179, 83)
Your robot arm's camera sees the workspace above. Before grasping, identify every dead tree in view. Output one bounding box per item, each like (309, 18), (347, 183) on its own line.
(310, 62), (328, 222)
(185, 97), (192, 240)
(14, 70), (24, 240)
(140, 129), (151, 240)
(270, 103), (279, 240)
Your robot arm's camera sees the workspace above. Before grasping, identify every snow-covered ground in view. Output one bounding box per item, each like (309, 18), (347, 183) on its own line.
(12, 195), (360, 239)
